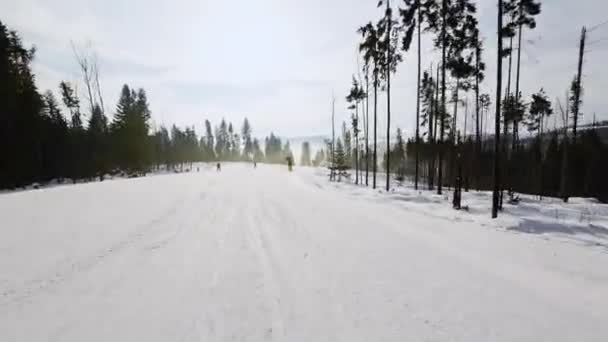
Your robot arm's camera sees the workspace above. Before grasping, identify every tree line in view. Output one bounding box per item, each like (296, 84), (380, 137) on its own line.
(0, 20), (297, 189)
(325, 0), (608, 214)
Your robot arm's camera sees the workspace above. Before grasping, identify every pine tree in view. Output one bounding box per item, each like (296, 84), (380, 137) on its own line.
(333, 138), (348, 180)
(252, 138), (264, 162)
(216, 119), (228, 159)
(526, 88), (552, 136)
(283, 141), (293, 161)
(59, 81), (81, 128)
(111, 85), (151, 172)
(383, 128), (406, 180)
(264, 133), (283, 163)
(569, 76), (583, 142)
(378, 0), (403, 191)
(420, 69), (437, 188)
(342, 122), (352, 167)
(525, 88), (552, 196)
(507, 0), (542, 145)
(493, 0), (505, 218)
(401, 0), (435, 190)
(241, 118), (253, 160)
(347, 76), (366, 184)
(358, 22), (381, 189)
(42, 90), (69, 180)
(153, 126), (171, 170)
(200, 120), (212, 160)
(313, 149), (326, 167)
(88, 104), (108, 179)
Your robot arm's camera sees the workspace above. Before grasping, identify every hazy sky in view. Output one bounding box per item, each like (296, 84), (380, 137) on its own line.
(2, 0), (608, 138)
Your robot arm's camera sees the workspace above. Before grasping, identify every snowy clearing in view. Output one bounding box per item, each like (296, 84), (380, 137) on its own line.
(1, 163), (607, 341)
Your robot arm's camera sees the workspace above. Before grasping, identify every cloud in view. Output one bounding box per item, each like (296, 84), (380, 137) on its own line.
(2, 0), (608, 138)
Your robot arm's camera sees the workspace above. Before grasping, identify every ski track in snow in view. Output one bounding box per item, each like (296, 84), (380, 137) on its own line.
(1, 163), (607, 342)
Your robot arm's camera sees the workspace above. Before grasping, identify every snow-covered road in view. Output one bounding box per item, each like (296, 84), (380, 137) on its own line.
(1, 164), (607, 341)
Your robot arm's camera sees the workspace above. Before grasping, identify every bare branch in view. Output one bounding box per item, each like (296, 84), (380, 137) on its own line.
(91, 51), (105, 115)
(71, 40), (96, 114)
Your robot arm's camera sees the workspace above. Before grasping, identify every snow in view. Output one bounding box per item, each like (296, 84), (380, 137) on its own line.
(1, 163), (607, 341)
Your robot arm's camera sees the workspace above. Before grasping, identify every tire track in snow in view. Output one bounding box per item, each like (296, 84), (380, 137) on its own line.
(243, 194), (290, 341)
(0, 190), (198, 307)
(254, 179), (347, 341)
(197, 200), (241, 340)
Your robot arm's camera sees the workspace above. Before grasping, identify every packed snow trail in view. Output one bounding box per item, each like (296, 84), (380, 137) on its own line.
(1, 164), (607, 342)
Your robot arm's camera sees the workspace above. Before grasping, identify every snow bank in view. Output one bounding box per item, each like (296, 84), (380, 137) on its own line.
(300, 167), (608, 251)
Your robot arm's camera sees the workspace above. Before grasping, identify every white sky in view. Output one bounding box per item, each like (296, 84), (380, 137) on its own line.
(2, 0), (608, 139)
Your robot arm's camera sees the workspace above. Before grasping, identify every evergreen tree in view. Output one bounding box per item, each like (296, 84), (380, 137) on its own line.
(204, 119), (215, 160)
(506, 0), (542, 145)
(347, 76), (366, 184)
(526, 88), (552, 136)
(525, 89), (552, 196)
(358, 21), (382, 189)
(111, 85), (151, 172)
(332, 138), (348, 180)
(216, 119), (228, 159)
(87, 104), (108, 179)
(264, 133), (284, 163)
(401, 0), (436, 190)
(569, 76), (583, 142)
(383, 128), (406, 179)
(152, 126), (171, 170)
(59, 81), (81, 128)
(425, 0), (478, 194)
(342, 122), (352, 167)
(59, 81), (86, 181)
(241, 118), (253, 160)
(283, 141), (293, 162)
(42, 90), (69, 180)
(313, 149), (326, 167)
(0, 21), (307, 189)
(378, 0), (403, 191)
(420, 69), (437, 189)
(252, 138), (264, 162)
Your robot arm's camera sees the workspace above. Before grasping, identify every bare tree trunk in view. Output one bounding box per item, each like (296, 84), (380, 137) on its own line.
(365, 70), (370, 186)
(464, 100), (470, 192)
(464, 99), (468, 138)
(500, 33), (515, 208)
(429, 64), (440, 190)
(415, 4), (422, 191)
(373, 71), (378, 189)
(331, 96), (336, 181)
(71, 42), (96, 114)
(493, 0), (504, 219)
(480, 102), (484, 145)
(475, 33), (481, 148)
(451, 80), (459, 191)
(506, 35), (513, 99)
(92, 53), (105, 115)
(438, 0), (447, 195)
(385, 0), (392, 192)
(434, 65), (440, 143)
(475, 34), (481, 190)
(453, 80), (459, 142)
(538, 112), (544, 199)
(513, 1), (524, 152)
(427, 64), (435, 190)
(572, 26), (586, 144)
(355, 103), (359, 185)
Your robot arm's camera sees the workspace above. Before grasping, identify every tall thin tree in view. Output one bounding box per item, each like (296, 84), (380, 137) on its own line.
(378, 0), (402, 191)
(358, 22), (382, 189)
(492, 0), (504, 218)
